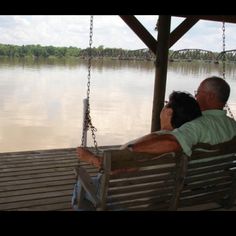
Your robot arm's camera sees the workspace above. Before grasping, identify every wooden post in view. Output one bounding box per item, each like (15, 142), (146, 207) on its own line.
(151, 15), (171, 132)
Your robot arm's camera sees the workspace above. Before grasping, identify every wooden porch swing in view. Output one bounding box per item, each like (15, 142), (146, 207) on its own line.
(73, 16), (236, 211)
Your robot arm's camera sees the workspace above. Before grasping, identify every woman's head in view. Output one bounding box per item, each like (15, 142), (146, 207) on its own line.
(160, 91), (202, 130)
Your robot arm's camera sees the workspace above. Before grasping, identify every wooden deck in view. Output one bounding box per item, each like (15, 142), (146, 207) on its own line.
(0, 147), (98, 211)
(0, 147), (235, 211)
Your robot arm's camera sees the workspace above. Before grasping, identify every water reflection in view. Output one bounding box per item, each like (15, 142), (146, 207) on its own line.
(0, 57), (155, 71)
(0, 58), (235, 152)
(169, 61), (236, 79)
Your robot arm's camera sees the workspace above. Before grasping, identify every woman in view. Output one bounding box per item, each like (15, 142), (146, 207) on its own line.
(72, 91), (201, 210)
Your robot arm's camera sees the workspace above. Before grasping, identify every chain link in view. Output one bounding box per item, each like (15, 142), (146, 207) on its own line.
(222, 22), (235, 120)
(222, 22), (226, 79)
(81, 15), (99, 154)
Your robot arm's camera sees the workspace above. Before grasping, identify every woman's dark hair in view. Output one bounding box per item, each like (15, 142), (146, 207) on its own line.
(166, 91), (202, 128)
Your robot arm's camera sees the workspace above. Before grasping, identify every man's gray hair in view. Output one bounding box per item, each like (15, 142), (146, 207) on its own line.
(204, 76), (230, 103)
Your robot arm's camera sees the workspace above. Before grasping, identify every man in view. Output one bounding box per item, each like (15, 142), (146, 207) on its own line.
(72, 76), (236, 210)
(125, 76), (236, 156)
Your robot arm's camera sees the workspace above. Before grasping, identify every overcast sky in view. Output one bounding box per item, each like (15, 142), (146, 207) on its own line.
(1, 15), (236, 52)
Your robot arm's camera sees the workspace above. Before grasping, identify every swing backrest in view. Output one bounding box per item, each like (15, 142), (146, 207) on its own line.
(97, 149), (186, 211)
(178, 136), (236, 210)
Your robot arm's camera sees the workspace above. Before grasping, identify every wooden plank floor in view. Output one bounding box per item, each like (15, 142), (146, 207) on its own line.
(0, 147), (235, 211)
(0, 147), (99, 211)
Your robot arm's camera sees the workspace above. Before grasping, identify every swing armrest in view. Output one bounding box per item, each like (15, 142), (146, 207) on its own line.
(77, 167), (101, 207)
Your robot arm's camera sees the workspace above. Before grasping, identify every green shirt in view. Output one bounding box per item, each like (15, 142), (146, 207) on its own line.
(170, 109), (236, 156)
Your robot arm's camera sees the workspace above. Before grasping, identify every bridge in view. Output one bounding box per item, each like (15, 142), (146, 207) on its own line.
(169, 49), (217, 63)
(216, 49), (236, 62)
(114, 48), (236, 62)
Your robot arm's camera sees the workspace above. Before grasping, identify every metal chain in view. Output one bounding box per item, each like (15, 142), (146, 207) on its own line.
(222, 22), (235, 120)
(222, 22), (226, 79)
(81, 15), (99, 153)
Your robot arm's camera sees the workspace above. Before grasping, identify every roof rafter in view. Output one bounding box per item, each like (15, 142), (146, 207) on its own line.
(175, 15), (236, 24)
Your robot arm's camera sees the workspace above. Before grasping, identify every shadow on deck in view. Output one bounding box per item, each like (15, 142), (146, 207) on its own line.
(0, 147), (235, 211)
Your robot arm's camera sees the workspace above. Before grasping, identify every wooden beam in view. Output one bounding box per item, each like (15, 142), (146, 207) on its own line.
(175, 15), (236, 24)
(119, 15), (157, 54)
(169, 18), (199, 48)
(151, 15), (171, 132)
(120, 15), (236, 52)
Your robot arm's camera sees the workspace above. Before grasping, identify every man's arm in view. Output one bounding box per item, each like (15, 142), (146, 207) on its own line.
(126, 133), (182, 154)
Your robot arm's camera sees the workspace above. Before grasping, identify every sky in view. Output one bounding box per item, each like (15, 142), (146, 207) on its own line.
(1, 15), (236, 52)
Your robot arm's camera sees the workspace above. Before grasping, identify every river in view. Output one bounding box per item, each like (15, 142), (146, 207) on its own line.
(0, 57), (235, 152)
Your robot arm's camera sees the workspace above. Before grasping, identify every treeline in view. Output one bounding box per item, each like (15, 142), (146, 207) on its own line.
(0, 44), (155, 60)
(2, 43), (234, 62)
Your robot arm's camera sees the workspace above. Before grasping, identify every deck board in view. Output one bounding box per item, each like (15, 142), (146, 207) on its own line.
(0, 147), (235, 211)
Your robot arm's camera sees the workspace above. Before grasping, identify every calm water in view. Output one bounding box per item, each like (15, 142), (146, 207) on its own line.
(0, 57), (235, 152)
